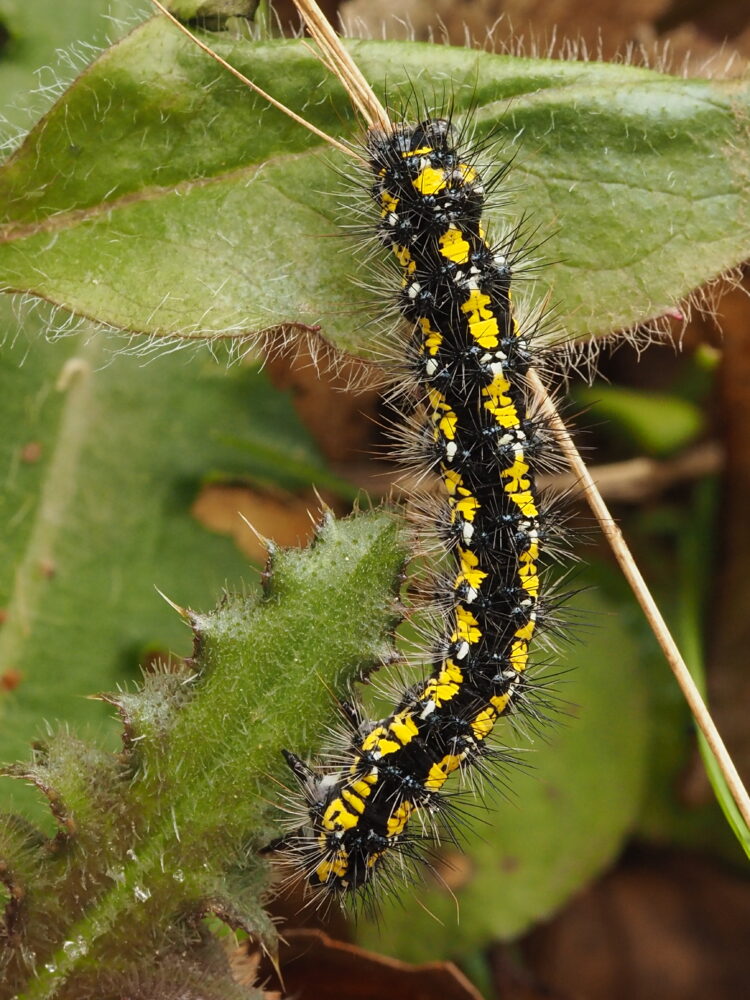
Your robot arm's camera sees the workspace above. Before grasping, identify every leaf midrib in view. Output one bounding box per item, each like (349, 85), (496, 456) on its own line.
(0, 148), (325, 242)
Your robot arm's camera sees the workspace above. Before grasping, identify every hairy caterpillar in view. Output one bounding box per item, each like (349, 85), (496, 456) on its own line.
(277, 111), (565, 897)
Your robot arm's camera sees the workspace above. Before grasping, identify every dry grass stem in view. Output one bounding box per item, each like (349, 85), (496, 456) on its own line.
(150, 0), (354, 156)
(528, 369), (750, 831)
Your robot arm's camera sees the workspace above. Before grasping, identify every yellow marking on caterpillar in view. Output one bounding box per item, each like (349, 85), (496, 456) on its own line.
(443, 468), (465, 496)
(453, 605), (482, 645)
(516, 619), (536, 642)
(471, 705), (498, 740)
(341, 789), (366, 814)
(509, 639), (530, 672)
(459, 163), (478, 184)
(452, 487), (480, 522)
(518, 543), (540, 598)
(484, 402), (521, 428)
(502, 452), (531, 492)
(413, 166), (447, 195)
(501, 453), (540, 517)
(420, 658), (464, 706)
(379, 189), (399, 216)
(483, 371), (512, 404)
(401, 145), (433, 158)
(461, 289), (500, 348)
(361, 711), (419, 758)
(389, 710), (419, 747)
(419, 316), (443, 355)
(439, 226), (471, 264)
(322, 797), (360, 833)
(508, 490), (539, 518)
(482, 372), (521, 428)
(456, 547), (488, 593)
(425, 753), (463, 790)
(434, 408), (458, 443)
(348, 776), (376, 798)
(428, 388), (458, 441)
(314, 849), (349, 883)
(509, 620), (536, 672)
(394, 244), (416, 275)
(361, 725), (401, 758)
(387, 800), (415, 837)
(471, 688), (514, 740)
(491, 691), (511, 713)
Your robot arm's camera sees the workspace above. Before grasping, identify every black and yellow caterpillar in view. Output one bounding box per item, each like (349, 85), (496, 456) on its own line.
(279, 115), (566, 897)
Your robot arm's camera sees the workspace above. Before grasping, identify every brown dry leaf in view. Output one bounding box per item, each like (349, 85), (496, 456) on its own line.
(264, 344), (380, 464)
(229, 946), (282, 998)
(266, 880), (352, 942)
(510, 848), (750, 1000)
(489, 944), (570, 1000)
(340, 0), (750, 71)
(341, 0), (668, 55)
(191, 484), (320, 562)
(259, 928), (485, 1000)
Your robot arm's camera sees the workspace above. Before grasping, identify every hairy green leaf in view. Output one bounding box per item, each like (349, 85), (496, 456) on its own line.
(0, 0), (136, 134)
(0, 510), (406, 1000)
(0, 16), (748, 351)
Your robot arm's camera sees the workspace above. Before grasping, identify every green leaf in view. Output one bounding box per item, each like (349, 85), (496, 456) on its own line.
(0, 306), (336, 820)
(0, 0), (135, 134)
(356, 579), (650, 958)
(0, 510), (407, 1000)
(0, 17), (749, 351)
(573, 383), (704, 456)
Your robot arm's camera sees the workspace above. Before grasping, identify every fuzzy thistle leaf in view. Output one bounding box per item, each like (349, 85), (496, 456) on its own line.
(0, 510), (407, 1000)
